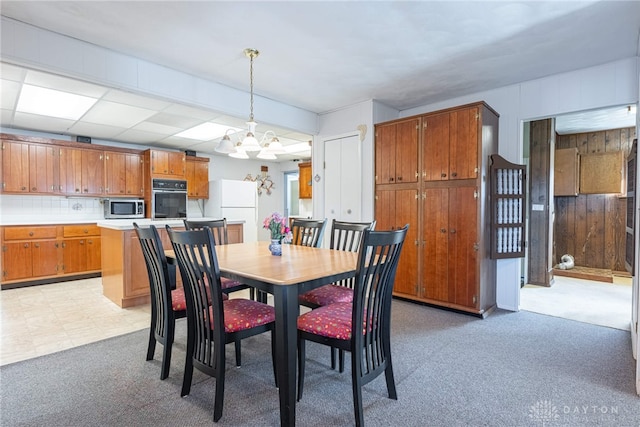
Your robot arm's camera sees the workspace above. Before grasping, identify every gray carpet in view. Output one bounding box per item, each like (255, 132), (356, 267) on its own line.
(1, 300), (638, 426)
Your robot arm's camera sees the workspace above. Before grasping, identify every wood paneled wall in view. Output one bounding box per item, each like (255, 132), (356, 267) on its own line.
(554, 127), (636, 271)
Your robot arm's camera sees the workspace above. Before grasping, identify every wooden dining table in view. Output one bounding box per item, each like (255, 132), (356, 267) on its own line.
(166, 240), (358, 426)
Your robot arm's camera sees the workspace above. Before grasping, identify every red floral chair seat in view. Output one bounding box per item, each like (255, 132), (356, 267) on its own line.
(298, 302), (370, 340)
(298, 284), (354, 307)
(171, 285), (225, 312)
(220, 277), (244, 291)
(207, 299), (276, 333)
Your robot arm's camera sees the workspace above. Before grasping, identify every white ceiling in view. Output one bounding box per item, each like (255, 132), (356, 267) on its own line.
(1, 1), (639, 157)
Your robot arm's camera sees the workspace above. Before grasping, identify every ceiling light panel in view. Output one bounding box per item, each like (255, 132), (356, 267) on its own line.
(16, 85), (98, 120)
(81, 100), (156, 128)
(175, 122), (241, 141)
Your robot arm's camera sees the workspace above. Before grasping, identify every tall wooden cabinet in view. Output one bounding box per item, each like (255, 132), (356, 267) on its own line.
(374, 101), (498, 317)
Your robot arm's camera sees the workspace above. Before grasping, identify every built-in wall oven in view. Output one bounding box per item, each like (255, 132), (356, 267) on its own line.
(151, 179), (188, 219)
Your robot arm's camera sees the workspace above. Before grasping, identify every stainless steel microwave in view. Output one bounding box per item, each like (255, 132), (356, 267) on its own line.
(104, 199), (144, 219)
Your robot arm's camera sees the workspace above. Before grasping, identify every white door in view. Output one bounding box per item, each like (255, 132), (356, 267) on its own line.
(324, 134), (361, 247)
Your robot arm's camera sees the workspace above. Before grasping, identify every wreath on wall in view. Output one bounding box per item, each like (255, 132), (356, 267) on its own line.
(244, 173), (274, 196)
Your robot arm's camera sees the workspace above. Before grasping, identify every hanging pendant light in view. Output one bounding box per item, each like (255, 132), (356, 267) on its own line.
(240, 49), (263, 152)
(214, 129), (238, 154)
(229, 143), (249, 159)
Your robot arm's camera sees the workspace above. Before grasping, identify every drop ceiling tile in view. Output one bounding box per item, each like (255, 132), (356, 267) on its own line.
(81, 100), (156, 128)
(67, 121), (128, 139)
(102, 89), (172, 111)
(1, 108), (15, 126)
(25, 70), (108, 98)
(13, 111), (74, 133)
(163, 104), (218, 121)
(114, 128), (170, 144)
(132, 120), (182, 136)
(0, 62), (27, 82)
(0, 79), (21, 109)
(145, 112), (203, 129)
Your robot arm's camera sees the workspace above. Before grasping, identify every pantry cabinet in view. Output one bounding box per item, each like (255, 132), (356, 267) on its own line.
(1, 140), (30, 192)
(374, 101), (498, 317)
(375, 117), (419, 185)
(1, 224), (101, 287)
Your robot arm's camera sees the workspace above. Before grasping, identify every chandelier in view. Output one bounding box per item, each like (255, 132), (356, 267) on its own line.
(215, 48), (285, 160)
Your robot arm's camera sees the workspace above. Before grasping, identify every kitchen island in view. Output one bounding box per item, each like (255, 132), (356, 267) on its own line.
(98, 219), (245, 308)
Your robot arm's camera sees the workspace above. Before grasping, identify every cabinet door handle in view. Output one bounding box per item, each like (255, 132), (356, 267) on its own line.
(441, 173), (447, 178)
(34, 243), (39, 248)
(23, 243), (29, 248)
(397, 176), (403, 181)
(450, 229), (456, 234)
(389, 177), (394, 182)
(29, 231), (34, 236)
(440, 228), (447, 233)
(451, 172), (457, 177)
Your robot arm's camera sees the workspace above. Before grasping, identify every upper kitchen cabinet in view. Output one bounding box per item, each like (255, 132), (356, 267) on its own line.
(59, 147), (105, 196)
(145, 149), (185, 179)
(1, 140), (30, 193)
(104, 151), (144, 197)
(423, 105), (480, 181)
(185, 156), (209, 199)
(375, 117), (419, 186)
(298, 162), (312, 199)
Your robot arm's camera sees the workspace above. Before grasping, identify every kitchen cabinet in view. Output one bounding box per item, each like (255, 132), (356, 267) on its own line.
(1, 140), (30, 193)
(29, 143), (59, 193)
(101, 222), (244, 307)
(422, 107), (479, 181)
(62, 225), (101, 274)
(374, 188), (419, 296)
(186, 156), (209, 199)
(374, 101), (498, 317)
(0, 224), (100, 287)
(146, 149), (185, 179)
(298, 162), (312, 199)
(105, 151), (144, 196)
(59, 147), (105, 196)
(375, 117), (419, 185)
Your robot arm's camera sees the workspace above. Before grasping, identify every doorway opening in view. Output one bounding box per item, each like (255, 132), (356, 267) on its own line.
(520, 106), (637, 330)
(283, 171), (300, 219)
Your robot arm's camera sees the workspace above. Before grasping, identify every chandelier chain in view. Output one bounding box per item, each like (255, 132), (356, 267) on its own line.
(249, 51), (254, 122)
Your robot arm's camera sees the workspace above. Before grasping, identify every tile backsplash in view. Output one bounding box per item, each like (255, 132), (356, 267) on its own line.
(0, 195), (206, 225)
(0, 195), (104, 224)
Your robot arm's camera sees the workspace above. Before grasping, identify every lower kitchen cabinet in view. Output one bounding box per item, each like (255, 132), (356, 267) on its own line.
(100, 222), (243, 307)
(1, 223), (101, 287)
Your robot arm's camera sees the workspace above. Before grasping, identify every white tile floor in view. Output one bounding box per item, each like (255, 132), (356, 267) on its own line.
(0, 278), (151, 366)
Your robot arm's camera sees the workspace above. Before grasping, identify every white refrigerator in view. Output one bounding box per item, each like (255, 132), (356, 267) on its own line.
(206, 179), (258, 243)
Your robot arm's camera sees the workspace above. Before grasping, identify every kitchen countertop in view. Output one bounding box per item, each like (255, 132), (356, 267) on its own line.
(97, 218), (245, 231)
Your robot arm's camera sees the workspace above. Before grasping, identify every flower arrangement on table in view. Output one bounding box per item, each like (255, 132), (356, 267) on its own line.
(263, 212), (292, 243)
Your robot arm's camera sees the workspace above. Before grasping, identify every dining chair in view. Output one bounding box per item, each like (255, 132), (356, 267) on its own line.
(297, 225), (409, 427)
(298, 219), (376, 371)
(290, 218), (327, 248)
(183, 219), (251, 295)
(167, 226), (277, 422)
(134, 222), (187, 380)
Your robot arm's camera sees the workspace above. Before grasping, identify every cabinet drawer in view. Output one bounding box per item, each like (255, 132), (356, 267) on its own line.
(3, 226), (58, 240)
(63, 224), (100, 237)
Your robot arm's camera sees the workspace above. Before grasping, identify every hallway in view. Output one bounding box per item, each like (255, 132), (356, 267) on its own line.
(520, 274), (632, 330)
